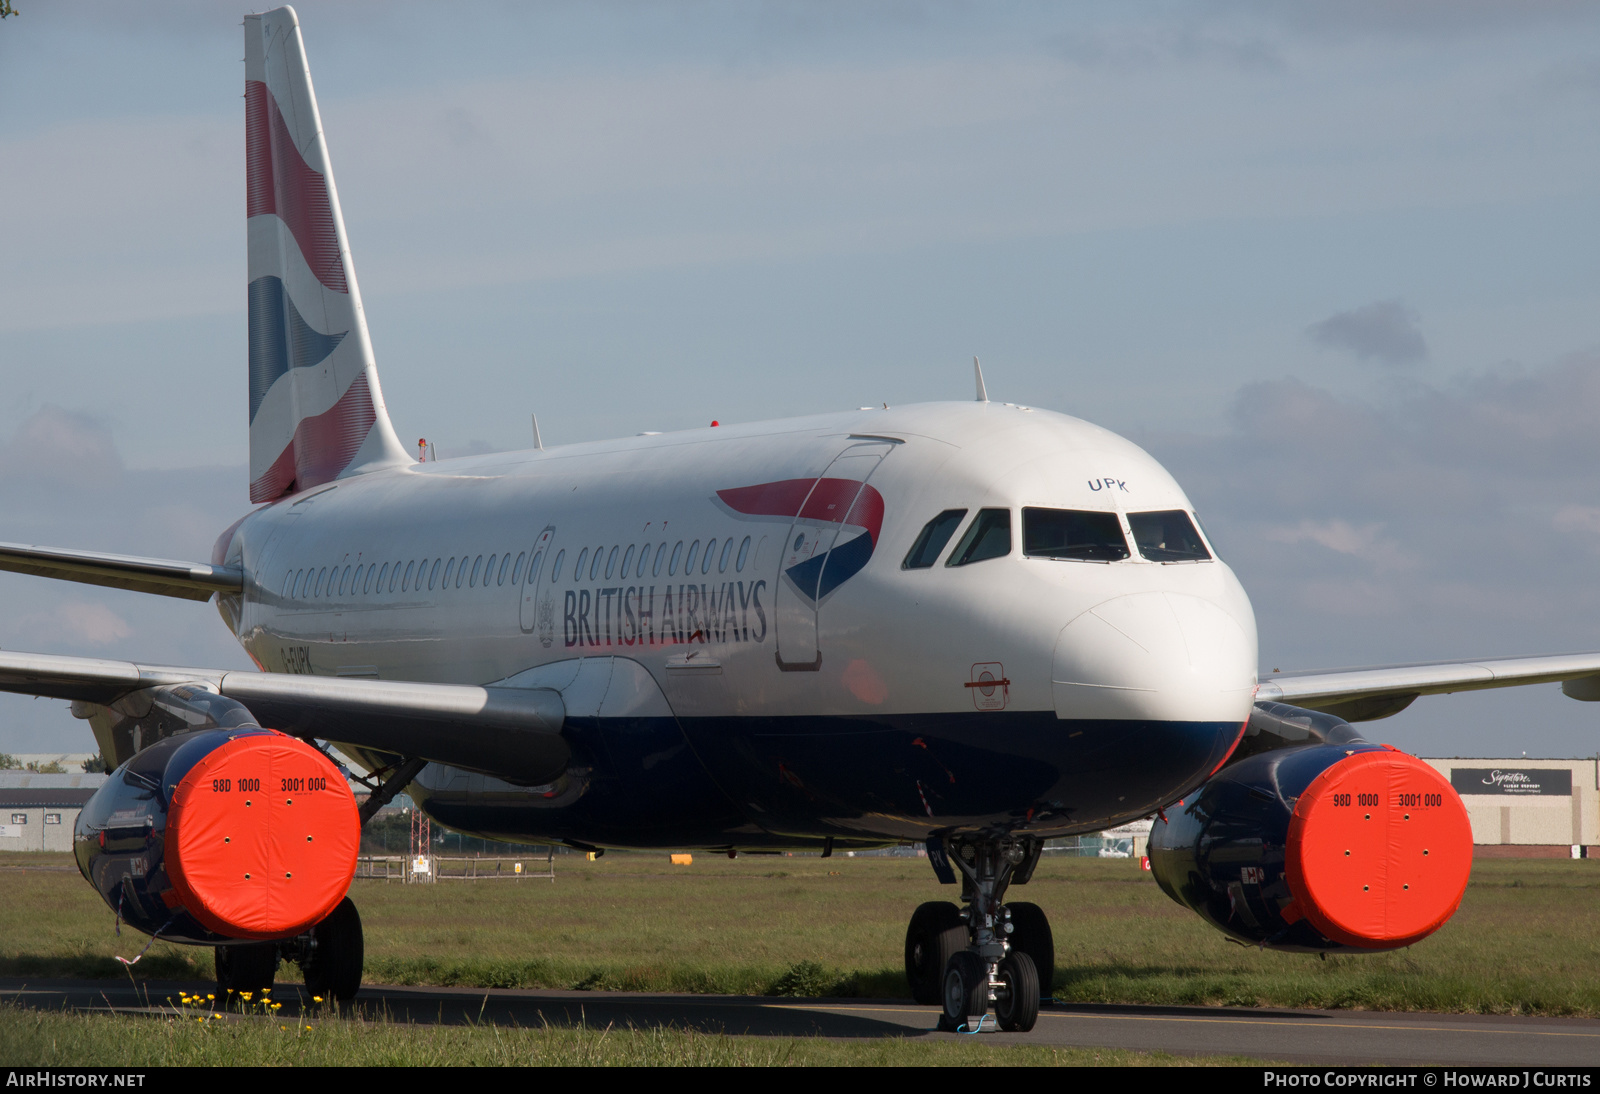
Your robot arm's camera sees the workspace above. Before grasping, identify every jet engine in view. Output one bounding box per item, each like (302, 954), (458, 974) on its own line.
(1148, 704), (1473, 952)
(75, 713), (360, 944)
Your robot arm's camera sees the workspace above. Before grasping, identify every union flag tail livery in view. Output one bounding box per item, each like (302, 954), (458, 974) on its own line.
(245, 8), (409, 503)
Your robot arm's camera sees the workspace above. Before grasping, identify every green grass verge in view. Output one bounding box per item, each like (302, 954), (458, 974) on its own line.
(0, 1002), (1261, 1066)
(5, 853), (1599, 1015)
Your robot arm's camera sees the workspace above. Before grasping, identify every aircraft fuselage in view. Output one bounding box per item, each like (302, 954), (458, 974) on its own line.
(217, 401), (1259, 849)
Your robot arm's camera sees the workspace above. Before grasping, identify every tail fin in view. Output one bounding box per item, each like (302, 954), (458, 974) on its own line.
(244, 7), (409, 503)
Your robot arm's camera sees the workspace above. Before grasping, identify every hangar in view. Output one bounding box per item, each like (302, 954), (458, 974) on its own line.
(0, 771), (106, 853)
(1424, 758), (1599, 857)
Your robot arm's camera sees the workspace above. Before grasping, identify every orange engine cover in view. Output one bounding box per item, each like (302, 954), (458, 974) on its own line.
(164, 732), (361, 940)
(1285, 749), (1473, 949)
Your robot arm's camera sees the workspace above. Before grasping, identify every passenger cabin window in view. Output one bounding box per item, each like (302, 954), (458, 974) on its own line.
(444, 558), (457, 588)
(1022, 508), (1129, 562)
(550, 550), (564, 582)
(605, 545), (619, 580)
(653, 543), (666, 577)
(511, 552), (526, 584)
(946, 509), (1012, 566)
(1128, 510), (1211, 562)
(685, 540), (701, 573)
(702, 539), (716, 574)
(736, 536), (751, 572)
(622, 545), (636, 577)
(903, 509), (968, 569)
(669, 541), (683, 575)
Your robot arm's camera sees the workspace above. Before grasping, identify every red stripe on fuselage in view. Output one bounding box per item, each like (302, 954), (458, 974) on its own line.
(249, 373), (377, 503)
(245, 80), (348, 294)
(716, 478), (884, 544)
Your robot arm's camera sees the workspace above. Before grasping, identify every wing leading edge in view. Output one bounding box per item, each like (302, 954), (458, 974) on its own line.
(0, 649), (568, 784)
(0, 541), (242, 601)
(1258, 651), (1600, 722)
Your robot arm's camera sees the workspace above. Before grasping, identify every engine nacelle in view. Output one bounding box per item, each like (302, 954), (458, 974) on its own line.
(75, 726), (360, 944)
(1149, 737), (1473, 952)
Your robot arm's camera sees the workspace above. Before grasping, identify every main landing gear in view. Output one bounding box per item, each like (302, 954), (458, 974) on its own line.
(214, 896), (365, 1004)
(904, 835), (1052, 1033)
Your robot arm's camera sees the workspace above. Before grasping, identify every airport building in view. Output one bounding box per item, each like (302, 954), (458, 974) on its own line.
(0, 772), (107, 853)
(1423, 758), (1599, 857)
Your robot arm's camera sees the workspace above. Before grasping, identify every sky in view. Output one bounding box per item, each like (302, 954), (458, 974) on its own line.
(1, 1), (1599, 758)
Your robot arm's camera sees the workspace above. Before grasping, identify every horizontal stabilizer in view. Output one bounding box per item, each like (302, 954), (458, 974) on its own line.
(0, 649), (567, 784)
(0, 542), (242, 601)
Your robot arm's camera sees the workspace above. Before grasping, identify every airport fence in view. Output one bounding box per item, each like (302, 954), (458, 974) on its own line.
(354, 848), (556, 883)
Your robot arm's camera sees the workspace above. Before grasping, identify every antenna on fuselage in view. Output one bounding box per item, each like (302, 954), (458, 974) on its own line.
(531, 414), (544, 451)
(973, 356), (989, 403)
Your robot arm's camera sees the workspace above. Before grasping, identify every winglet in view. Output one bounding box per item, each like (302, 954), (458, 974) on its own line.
(973, 356), (989, 403)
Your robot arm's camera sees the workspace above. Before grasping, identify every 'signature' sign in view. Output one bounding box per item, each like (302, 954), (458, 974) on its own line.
(1449, 768), (1572, 796)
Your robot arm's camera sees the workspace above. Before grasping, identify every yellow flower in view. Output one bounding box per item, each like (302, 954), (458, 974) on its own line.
(312, 996), (323, 1003)
(207, 994), (214, 1000)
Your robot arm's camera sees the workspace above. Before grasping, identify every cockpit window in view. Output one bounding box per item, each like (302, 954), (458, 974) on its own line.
(903, 509), (967, 569)
(1022, 508), (1129, 562)
(1128, 510), (1211, 562)
(946, 509), (1012, 566)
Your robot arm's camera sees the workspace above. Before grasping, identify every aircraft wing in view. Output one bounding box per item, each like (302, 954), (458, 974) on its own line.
(0, 541), (241, 601)
(1256, 651), (1600, 722)
(0, 649), (568, 783)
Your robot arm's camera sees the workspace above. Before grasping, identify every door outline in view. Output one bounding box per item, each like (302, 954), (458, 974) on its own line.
(519, 526), (555, 635)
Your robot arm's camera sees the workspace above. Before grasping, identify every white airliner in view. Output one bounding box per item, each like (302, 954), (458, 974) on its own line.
(6, 7), (1598, 1033)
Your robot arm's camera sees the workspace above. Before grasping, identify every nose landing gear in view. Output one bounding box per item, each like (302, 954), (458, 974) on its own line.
(904, 835), (1051, 1033)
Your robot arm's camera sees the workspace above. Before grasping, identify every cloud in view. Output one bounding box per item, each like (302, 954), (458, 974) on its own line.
(1262, 519), (1413, 572)
(1052, 26), (1285, 72)
(1306, 299), (1429, 366)
(18, 602), (134, 647)
(0, 405), (123, 492)
(1553, 504), (1600, 544)
(1141, 351), (1600, 674)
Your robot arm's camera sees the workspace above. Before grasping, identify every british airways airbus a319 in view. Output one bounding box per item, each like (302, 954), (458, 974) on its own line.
(8, 7), (1600, 1032)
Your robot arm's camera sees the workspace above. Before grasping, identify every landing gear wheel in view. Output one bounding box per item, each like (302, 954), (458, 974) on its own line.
(1005, 901), (1054, 997)
(994, 951), (1039, 1032)
(302, 897), (364, 1002)
(940, 951), (988, 1031)
(905, 901), (967, 1005)
(215, 941), (278, 999)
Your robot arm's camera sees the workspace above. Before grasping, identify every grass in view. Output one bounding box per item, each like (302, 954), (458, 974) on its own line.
(0, 1001), (1264, 1066)
(4, 852), (1599, 1016)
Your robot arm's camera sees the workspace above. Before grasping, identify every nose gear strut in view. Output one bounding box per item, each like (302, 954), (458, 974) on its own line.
(904, 834), (1049, 1032)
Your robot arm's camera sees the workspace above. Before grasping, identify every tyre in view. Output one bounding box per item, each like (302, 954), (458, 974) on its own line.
(994, 951), (1039, 1032)
(905, 901), (967, 1005)
(302, 897), (364, 1002)
(215, 941), (278, 998)
(941, 950), (988, 1029)
(1005, 901), (1054, 996)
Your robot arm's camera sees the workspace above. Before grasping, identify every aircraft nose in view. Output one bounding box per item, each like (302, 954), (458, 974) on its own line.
(1052, 592), (1256, 723)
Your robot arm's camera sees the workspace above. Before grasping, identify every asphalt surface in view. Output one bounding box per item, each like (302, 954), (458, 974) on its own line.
(5, 977), (1599, 1065)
